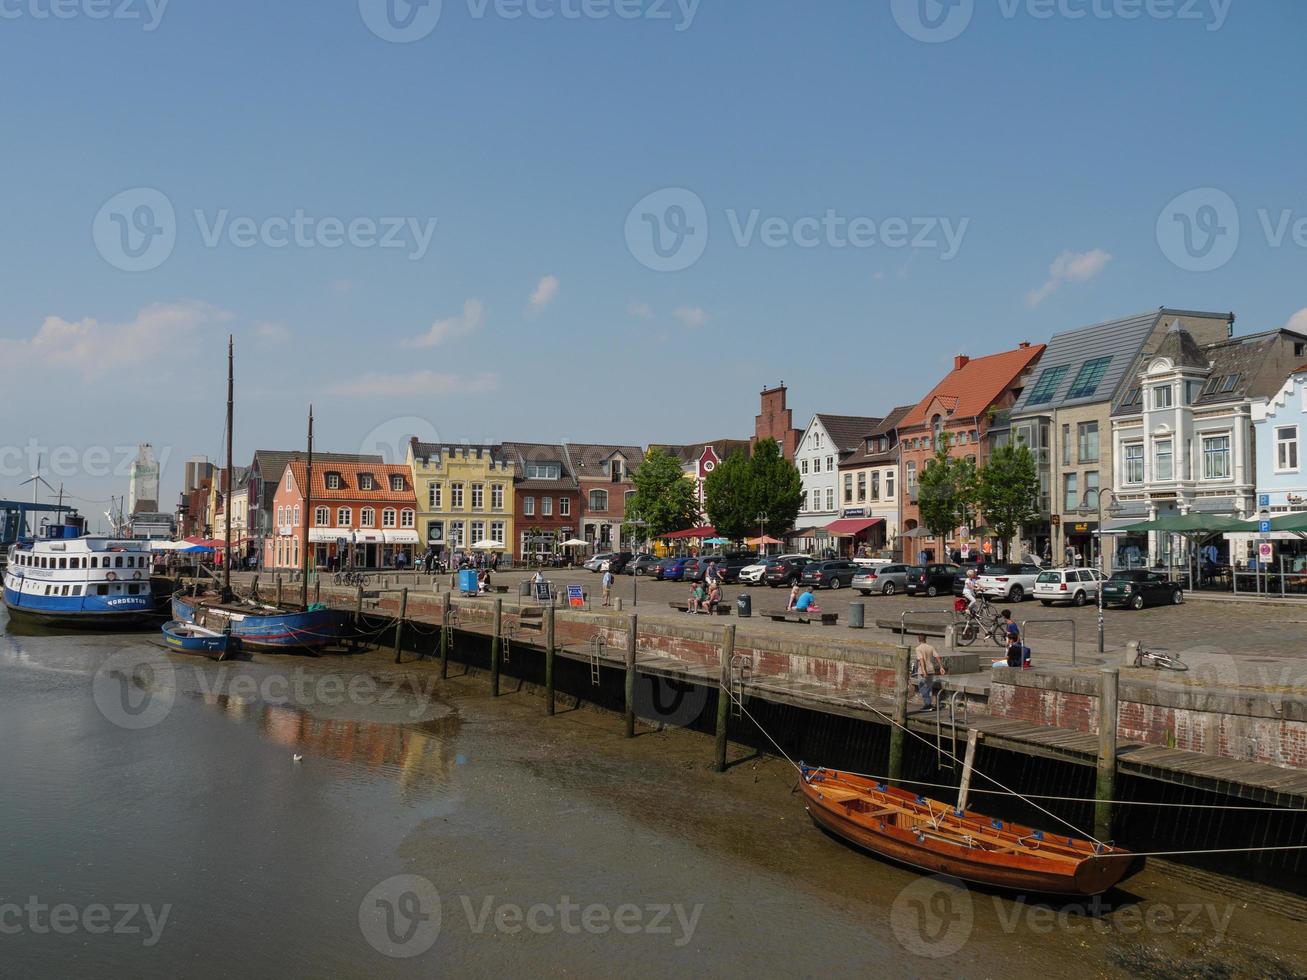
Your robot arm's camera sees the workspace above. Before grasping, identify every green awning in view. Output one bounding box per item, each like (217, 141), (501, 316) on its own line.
(1118, 513), (1253, 533)
(1268, 512), (1307, 532)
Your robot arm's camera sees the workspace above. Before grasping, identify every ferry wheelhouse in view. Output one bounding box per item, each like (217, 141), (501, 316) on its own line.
(2, 512), (157, 628)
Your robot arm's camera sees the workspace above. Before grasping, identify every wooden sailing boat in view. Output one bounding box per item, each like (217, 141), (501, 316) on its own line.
(171, 339), (343, 652)
(799, 765), (1135, 896)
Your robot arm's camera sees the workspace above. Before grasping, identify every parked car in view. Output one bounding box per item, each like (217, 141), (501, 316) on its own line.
(853, 562), (914, 596)
(584, 552), (616, 572)
(951, 563), (1008, 596)
(714, 554), (759, 584)
(623, 553), (660, 575)
(904, 563), (961, 598)
(763, 556), (813, 587)
(603, 552), (634, 575)
(799, 559), (860, 590)
(1035, 568), (1106, 606)
(655, 556), (692, 581)
(740, 553), (807, 584)
(681, 556), (713, 582)
(976, 563), (1045, 602)
(1102, 570), (1184, 609)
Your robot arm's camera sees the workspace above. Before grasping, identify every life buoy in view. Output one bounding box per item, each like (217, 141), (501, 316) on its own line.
(106, 572), (117, 581)
(132, 571), (142, 581)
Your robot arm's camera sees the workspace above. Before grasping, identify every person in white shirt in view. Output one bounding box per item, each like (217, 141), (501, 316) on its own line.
(963, 568), (982, 616)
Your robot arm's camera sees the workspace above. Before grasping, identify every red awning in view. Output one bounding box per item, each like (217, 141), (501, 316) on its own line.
(662, 525), (718, 539)
(824, 518), (884, 537)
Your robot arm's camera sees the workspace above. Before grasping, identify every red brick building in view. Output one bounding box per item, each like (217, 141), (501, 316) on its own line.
(567, 443), (642, 552)
(501, 442), (581, 560)
(267, 459), (418, 570)
(752, 384), (802, 461)
(899, 343), (1045, 560)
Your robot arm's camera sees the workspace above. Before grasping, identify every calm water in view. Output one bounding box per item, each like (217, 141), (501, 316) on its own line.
(1, 611), (1302, 979)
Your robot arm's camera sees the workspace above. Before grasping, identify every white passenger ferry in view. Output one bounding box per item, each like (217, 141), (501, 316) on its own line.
(2, 512), (158, 628)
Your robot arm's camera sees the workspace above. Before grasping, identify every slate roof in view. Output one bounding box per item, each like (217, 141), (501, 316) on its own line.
(812, 415), (882, 453)
(901, 343), (1046, 429)
(839, 405), (915, 467)
(500, 442), (579, 491)
(871, 404), (916, 437)
(649, 439), (751, 466)
(285, 460), (416, 502)
(564, 443), (644, 479)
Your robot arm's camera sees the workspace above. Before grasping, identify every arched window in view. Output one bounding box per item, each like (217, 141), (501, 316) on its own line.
(361, 507), (376, 527)
(382, 508), (397, 528)
(588, 489), (608, 512)
(315, 507), (329, 526)
(932, 414), (943, 450)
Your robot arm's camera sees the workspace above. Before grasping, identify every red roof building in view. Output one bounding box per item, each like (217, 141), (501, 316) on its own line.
(900, 342), (1045, 559)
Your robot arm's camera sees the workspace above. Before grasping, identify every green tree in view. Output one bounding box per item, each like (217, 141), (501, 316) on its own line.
(974, 443), (1040, 561)
(623, 448), (700, 540)
(917, 436), (976, 539)
(704, 448), (755, 540)
(747, 438), (802, 538)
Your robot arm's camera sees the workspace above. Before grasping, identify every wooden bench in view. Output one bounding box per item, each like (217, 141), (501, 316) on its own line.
(763, 609), (839, 625)
(668, 600), (731, 616)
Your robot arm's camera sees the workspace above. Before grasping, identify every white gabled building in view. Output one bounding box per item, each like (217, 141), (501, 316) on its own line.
(794, 413), (880, 548)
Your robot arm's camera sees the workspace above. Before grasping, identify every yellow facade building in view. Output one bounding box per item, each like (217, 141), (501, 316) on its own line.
(407, 440), (515, 556)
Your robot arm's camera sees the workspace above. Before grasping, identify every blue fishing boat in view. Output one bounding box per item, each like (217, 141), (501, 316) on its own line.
(171, 592), (343, 653)
(161, 619), (237, 659)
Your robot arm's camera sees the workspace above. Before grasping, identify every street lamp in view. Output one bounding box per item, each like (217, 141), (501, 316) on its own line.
(756, 512), (767, 555)
(625, 518), (648, 607)
(1079, 487), (1122, 654)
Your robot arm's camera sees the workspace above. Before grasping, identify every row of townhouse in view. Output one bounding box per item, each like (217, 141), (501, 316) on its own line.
(784, 308), (1307, 570)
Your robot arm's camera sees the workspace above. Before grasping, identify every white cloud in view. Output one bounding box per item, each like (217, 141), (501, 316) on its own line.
(1285, 308), (1307, 334)
(404, 299), (485, 348)
(528, 275), (560, 315)
(254, 321), (291, 344)
(1026, 248), (1113, 307)
(628, 301), (654, 319)
(0, 302), (232, 379)
(328, 370), (500, 398)
(672, 306), (708, 328)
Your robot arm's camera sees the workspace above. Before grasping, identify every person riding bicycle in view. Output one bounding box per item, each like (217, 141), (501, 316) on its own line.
(962, 568), (983, 617)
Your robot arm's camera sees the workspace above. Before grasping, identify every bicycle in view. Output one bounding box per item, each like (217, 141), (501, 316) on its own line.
(953, 597), (1007, 648)
(1133, 644), (1188, 671)
(333, 570), (369, 588)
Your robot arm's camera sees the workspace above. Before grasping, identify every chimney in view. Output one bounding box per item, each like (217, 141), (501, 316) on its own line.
(1018, 341), (1031, 349)
(954, 355), (970, 370)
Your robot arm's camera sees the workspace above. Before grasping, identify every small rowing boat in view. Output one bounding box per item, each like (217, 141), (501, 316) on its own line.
(799, 765), (1135, 896)
(161, 620), (238, 660)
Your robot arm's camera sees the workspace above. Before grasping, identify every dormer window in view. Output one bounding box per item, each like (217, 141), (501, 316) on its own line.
(390, 475), (404, 492)
(611, 460), (623, 483)
(325, 472), (342, 490)
(359, 474), (374, 491)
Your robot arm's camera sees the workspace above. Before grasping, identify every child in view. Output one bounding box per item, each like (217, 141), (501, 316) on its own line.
(786, 582), (801, 611)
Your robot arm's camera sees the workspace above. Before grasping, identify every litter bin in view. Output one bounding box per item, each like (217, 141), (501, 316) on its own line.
(736, 593), (752, 618)
(848, 601), (865, 629)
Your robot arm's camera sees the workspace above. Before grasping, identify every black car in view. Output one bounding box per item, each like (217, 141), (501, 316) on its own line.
(713, 554), (758, 584)
(606, 552), (634, 575)
(905, 563), (961, 597)
(1101, 570), (1184, 609)
(763, 556), (811, 586)
(799, 559), (860, 590)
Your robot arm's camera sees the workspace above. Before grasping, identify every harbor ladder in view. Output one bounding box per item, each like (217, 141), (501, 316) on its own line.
(934, 691), (967, 771)
(729, 654), (752, 720)
(589, 632), (606, 685)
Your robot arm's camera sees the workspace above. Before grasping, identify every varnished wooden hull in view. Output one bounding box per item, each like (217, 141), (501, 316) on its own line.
(800, 767), (1133, 896)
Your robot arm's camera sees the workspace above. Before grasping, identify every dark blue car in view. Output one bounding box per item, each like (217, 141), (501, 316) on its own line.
(656, 557), (691, 581)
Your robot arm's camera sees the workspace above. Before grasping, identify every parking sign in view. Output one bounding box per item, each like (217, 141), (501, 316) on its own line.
(1259, 520), (1272, 534)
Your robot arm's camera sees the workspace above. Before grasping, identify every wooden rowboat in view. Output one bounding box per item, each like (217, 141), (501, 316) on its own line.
(161, 620), (238, 660)
(799, 765), (1134, 896)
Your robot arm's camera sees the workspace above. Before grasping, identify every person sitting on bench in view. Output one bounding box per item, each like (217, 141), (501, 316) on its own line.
(706, 581), (723, 610)
(688, 582), (706, 614)
(795, 587), (820, 614)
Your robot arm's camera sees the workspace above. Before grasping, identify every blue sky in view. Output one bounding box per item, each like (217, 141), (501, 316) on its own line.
(1, 0), (1304, 515)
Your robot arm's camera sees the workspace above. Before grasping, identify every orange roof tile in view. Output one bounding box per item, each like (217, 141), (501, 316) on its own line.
(285, 460), (415, 502)
(900, 343), (1046, 429)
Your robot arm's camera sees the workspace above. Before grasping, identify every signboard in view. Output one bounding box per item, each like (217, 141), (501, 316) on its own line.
(1259, 520), (1272, 534)
(842, 508), (866, 518)
(1050, 515), (1060, 526)
(1259, 494), (1271, 508)
(1071, 522), (1094, 533)
(426, 522), (444, 542)
(567, 584), (585, 608)
(534, 580), (552, 602)
(1259, 542), (1274, 562)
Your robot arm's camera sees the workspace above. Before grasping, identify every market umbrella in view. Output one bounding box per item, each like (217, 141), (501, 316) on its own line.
(747, 535), (783, 546)
(902, 526), (931, 539)
(560, 538), (588, 547)
(704, 537), (730, 545)
(471, 539), (504, 550)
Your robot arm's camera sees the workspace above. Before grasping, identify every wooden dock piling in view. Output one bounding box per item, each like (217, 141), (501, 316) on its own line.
(439, 592), (451, 678)
(544, 605), (556, 715)
(887, 644), (911, 783)
(354, 584), (363, 625)
(1096, 666), (1119, 842)
(393, 588), (408, 664)
(624, 614), (637, 738)
(275, 576), (283, 605)
(491, 598), (503, 696)
(715, 625), (736, 772)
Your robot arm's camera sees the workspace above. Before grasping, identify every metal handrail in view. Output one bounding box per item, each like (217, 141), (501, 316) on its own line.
(1018, 617), (1077, 667)
(899, 608), (960, 651)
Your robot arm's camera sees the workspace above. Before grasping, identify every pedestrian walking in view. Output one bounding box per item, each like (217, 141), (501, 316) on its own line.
(913, 635), (946, 710)
(602, 568), (614, 606)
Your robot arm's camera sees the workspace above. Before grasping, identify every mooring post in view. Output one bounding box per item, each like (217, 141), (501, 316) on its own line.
(544, 604), (557, 716)
(439, 592), (451, 678)
(491, 598), (503, 696)
(624, 614), (638, 738)
(276, 575), (283, 605)
(956, 729), (981, 813)
(354, 583), (364, 622)
(393, 588), (408, 664)
(887, 644), (912, 783)
(314, 577), (321, 605)
(715, 625), (736, 772)
(1096, 666), (1120, 842)
(251, 574), (259, 599)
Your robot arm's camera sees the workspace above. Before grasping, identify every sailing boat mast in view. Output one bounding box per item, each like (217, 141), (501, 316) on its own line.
(224, 336), (233, 593)
(301, 406), (313, 609)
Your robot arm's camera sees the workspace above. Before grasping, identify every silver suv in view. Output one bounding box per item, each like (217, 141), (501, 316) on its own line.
(852, 563), (913, 596)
